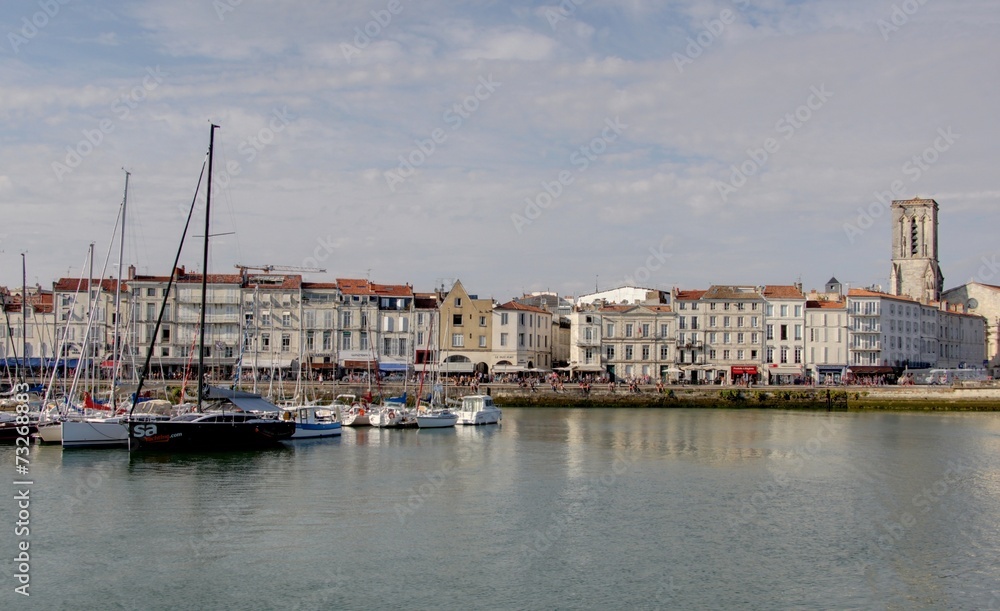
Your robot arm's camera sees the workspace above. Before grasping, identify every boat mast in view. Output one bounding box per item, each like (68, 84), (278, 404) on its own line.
(196, 124), (218, 412)
(20, 253), (27, 384)
(110, 170), (129, 409)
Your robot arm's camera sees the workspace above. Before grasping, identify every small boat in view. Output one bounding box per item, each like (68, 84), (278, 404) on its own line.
(129, 409), (295, 451)
(280, 405), (342, 439)
(416, 408), (458, 429)
(61, 400), (174, 449)
(337, 395), (371, 427)
(455, 394), (502, 425)
(369, 405), (418, 428)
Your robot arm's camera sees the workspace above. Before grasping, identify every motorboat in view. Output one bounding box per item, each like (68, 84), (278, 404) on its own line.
(454, 394), (502, 425)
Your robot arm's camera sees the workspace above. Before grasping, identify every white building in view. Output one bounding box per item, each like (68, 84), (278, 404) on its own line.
(763, 285), (807, 384)
(492, 301), (553, 373)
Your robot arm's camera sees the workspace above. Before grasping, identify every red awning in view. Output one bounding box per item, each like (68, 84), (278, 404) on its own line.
(731, 366), (758, 374)
(342, 360), (376, 369)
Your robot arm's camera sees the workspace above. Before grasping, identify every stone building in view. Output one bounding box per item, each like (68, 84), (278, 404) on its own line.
(889, 198), (944, 304)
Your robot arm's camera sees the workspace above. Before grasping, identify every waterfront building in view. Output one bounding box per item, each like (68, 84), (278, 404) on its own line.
(671, 289), (707, 383)
(514, 292), (573, 369)
(567, 304), (606, 377)
(437, 280), (493, 376)
(412, 291), (441, 374)
(700, 285), (765, 384)
(575, 286), (670, 307)
(941, 282), (1000, 373)
(491, 301), (553, 374)
(0, 286), (56, 371)
(300, 282), (340, 379)
(52, 276), (129, 368)
(804, 279), (848, 383)
(597, 303), (675, 382)
(762, 284), (806, 384)
(335, 278), (414, 377)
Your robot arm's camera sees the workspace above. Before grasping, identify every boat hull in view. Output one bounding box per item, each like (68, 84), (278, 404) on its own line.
(290, 422), (342, 439)
(455, 409), (502, 425)
(35, 421), (63, 443)
(127, 420), (295, 451)
(0, 421), (37, 443)
(416, 413), (458, 428)
(62, 420), (128, 448)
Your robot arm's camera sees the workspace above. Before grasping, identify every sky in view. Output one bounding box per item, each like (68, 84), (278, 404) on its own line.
(1, 0), (997, 302)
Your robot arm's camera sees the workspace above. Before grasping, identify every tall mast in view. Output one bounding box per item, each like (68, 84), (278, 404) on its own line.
(197, 124), (219, 412)
(20, 253), (27, 384)
(110, 170), (129, 408)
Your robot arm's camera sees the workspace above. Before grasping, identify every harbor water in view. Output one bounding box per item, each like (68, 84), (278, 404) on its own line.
(3, 408), (1000, 610)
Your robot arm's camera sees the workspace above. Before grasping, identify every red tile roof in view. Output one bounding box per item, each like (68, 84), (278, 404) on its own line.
(763, 285), (804, 299)
(496, 300), (549, 314)
(52, 278), (127, 292)
(847, 288), (918, 303)
(674, 290), (706, 300)
(806, 300), (846, 309)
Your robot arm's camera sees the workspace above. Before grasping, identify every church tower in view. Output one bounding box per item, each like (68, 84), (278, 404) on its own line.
(888, 198), (943, 303)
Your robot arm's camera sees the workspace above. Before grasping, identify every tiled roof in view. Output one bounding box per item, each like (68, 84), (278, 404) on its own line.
(703, 285), (763, 300)
(53, 277), (129, 292)
(806, 300), (846, 309)
(336, 278), (412, 297)
(597, 305), (632, 312)
(496, 300), (549, 314)
(763, 285), (804, 299)
(643, 305), (673, 313)
(674, 290), (706, 300)
(847, 288), (918, 302)
(302, 282), (339, 290)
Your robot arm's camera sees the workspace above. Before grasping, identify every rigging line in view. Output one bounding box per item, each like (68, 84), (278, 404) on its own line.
(130, 154), (209, 417)
(212, 134), (245, 269)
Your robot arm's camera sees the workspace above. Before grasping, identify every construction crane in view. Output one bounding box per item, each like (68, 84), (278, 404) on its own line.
(235, 264), (326, 274)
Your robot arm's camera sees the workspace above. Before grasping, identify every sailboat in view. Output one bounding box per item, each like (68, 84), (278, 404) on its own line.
(126, 125), (295, 451)
(414, 315), (457, 428)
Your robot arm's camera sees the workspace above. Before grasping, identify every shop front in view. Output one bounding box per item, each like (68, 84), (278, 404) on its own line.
(814, 365), (845, 385)
(730, 365), (759, 385)
(767, 364), (803, 385)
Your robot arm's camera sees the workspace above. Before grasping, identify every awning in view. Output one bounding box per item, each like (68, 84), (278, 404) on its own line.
(493, 365), (525, 373)
(847, 366), (894, 375)
(439, 362), (474, 373)
(342, 360), (376, 369)
(570, 364), (605, 372)
(379, 363), (409, 372)
(816, 366), (845, 373)
(767, 366), (802, 375)
(731, 366), (759, 374)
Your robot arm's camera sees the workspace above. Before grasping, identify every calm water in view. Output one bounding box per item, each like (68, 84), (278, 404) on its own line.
(3, 408), (1000, 610)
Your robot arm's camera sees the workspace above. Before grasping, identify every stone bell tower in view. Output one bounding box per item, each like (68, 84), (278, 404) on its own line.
(888, 198), (943, 303)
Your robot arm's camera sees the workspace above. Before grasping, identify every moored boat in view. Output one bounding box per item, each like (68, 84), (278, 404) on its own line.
(455, 394), (502, 425)
(416, 408), (458, 429)
(280, 405), (342, 439)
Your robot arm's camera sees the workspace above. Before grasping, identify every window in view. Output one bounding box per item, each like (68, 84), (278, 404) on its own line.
(641, 345), (650, 360)
(780, 305), (788, 317)
(454, 297), (462, 307)
(780, 325), (788, 340)
(678, 332), (685, 345)
(606, 346), (615, 360)
(452, 333), (464, 347)
(794, 348), (802, 364)
(383, 337), (393, 355)
(641, 324), (650, 337)
(501, 313), (509, 325)
(724, 303), (731, 311)
(518, 333), (524, 347)
(723, 316), (731, 328)
(751, 350), (758, 359)
(360, 332), (368, 351)
(708, 349), (716, 360)
(708, 332), (716, 344)
(766, 304), (774, 316)
(780, 347), (788, 363)
(500, 333), (509, 347)
(341, 332), (350, 350)
(282, 312), (291, 327)
(680, 317), (687, 330)
(384, 317), (394, 332)
(692, 302), (699, 310)
(737, 333), (744, 344)
(519, 313), (525, 326)
(690, 316), (698, 330)
(794, 305), (802, 317)
(660, 324), (669, 337)
(737, 316), (744, 327)
(679, 302), (686, 310)
(147, 288), (156, 297)
(751, 333), (759, 344)
(261, 333), (270, 350)
(751, 316), (758, 328)
(794, 325), (802, 341)
(341, 311), (351, 327)
(660, 345), (669, 359)
(625, 324), (634, 337)
(146, 303), (155, 321)
(766, 347), (773, 363)
(723, 349), (730, 360)
(453, 314), (463, 326)
(479, 316), (486, 327)
(478, 335), (487, 348)
(323, 331), (332, 351)
(625, 345), (634, 360)
(417, 312), (425, 325)
(709, 316), (717, 328)
(723, 332), (731, 344)
(606, 323), (614, 337)
(585, 348), (594, 363)
(737, 349), (745, 360)
(415, 331), (424, 347)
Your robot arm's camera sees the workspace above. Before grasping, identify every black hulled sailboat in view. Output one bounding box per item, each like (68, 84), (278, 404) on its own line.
(126, 125), (294, 451)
